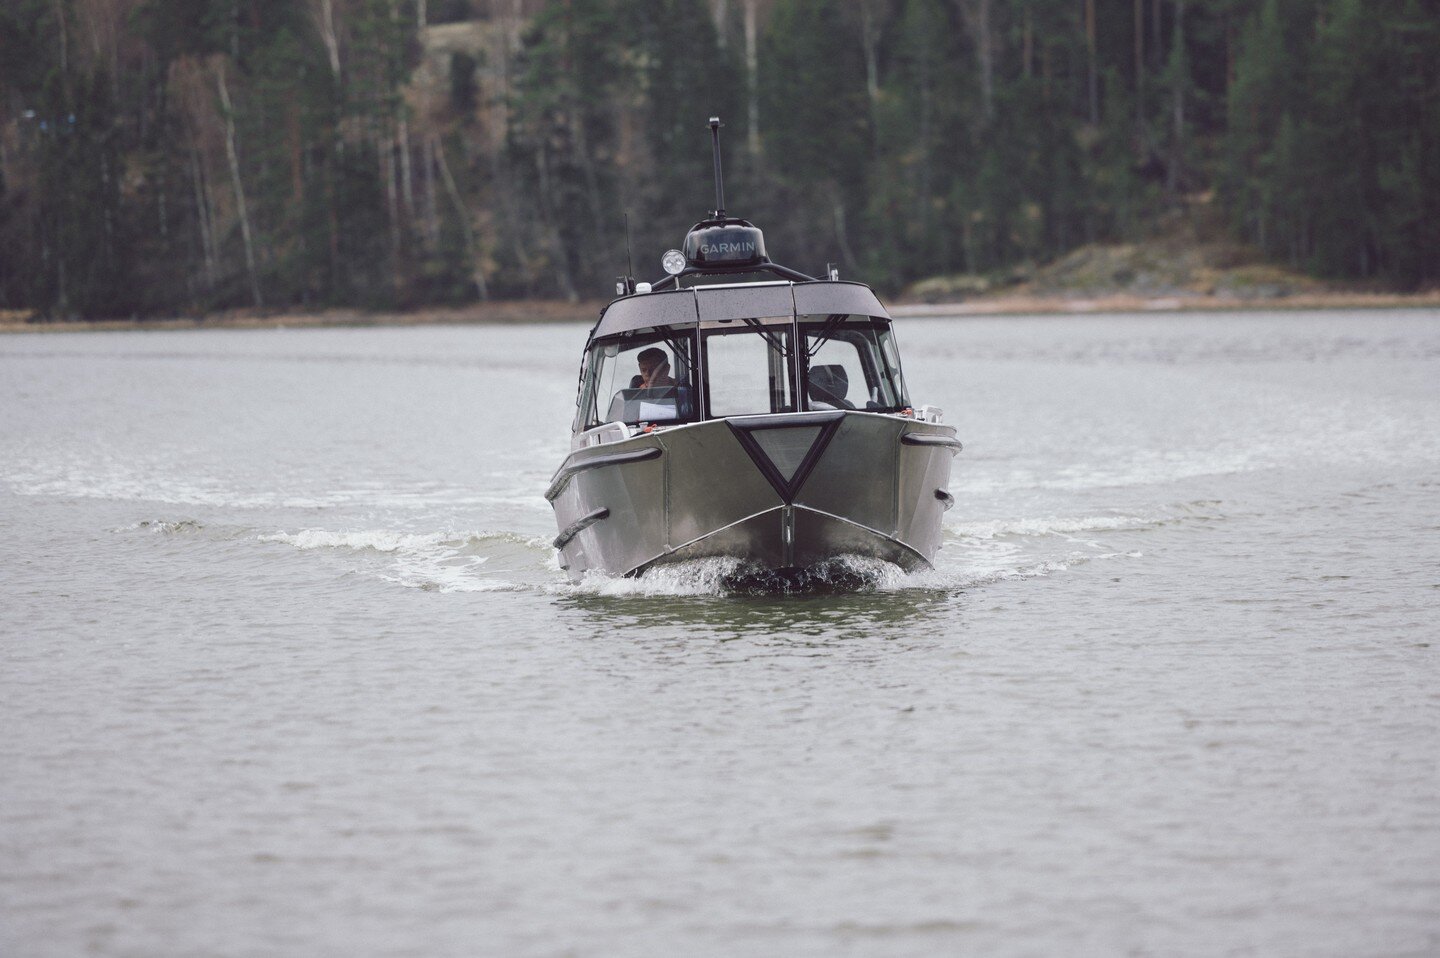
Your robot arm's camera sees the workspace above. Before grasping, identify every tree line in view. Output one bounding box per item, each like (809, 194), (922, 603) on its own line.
(0, 0), (1435, 319)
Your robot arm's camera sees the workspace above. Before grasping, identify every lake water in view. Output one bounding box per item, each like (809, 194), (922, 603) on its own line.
(2, 310), (1438, 957)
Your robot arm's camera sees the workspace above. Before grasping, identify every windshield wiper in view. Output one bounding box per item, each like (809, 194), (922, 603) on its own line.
(805, 313), (847, 357)
(743, 317), (789, 356)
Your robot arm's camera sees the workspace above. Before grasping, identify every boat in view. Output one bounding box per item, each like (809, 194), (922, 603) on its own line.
(547, 118), (961, 584)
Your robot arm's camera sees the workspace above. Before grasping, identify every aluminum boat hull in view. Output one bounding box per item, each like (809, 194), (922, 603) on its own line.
(547, 410), (958, 581)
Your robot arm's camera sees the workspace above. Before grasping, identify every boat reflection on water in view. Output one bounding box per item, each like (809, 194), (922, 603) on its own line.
(547, 118), (962, 585)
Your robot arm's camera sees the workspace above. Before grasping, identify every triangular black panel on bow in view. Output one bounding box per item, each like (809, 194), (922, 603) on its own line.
(727, 412), (844, 502)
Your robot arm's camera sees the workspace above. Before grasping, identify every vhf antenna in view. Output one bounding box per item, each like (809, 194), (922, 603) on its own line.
(615, 212), (637, 296)
(709, 116), (726, 220)
(624, 211), (635, 279)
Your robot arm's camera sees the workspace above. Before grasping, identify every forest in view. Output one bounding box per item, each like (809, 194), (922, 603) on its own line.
(0, 0), (1436, 319)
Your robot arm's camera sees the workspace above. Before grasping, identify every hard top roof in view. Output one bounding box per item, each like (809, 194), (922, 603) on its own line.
(589, 280), (891, 341)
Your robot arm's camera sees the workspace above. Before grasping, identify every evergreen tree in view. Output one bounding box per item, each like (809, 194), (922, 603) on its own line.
(4, 0), (1438, 319)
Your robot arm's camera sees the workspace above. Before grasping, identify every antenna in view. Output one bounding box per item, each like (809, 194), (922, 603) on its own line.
(709, 116), (726, 220)
(624, 212), (635, 279)
(615, 212), (636, 296)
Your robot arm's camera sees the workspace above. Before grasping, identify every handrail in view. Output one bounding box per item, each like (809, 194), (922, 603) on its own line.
(545, 445), (663, 501)
(553, 507), (611, 550)
(901, 432), (963, 452)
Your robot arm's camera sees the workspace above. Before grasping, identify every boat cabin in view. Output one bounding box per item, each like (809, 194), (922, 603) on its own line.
(572, 281), (911, 438)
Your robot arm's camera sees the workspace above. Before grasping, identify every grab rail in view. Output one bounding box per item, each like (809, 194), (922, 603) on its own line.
(545, 445), (663, 501)
(901, 432), (963, 452)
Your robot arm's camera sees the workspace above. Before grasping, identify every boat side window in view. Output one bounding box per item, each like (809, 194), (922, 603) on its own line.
(799, 316), (909, 411)
(584, 333), (696, 426)
(876, 326), (910, 407)
(702, 326), (795, 418)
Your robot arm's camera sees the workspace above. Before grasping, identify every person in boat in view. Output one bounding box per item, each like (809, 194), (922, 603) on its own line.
(629, 347), (676, 389)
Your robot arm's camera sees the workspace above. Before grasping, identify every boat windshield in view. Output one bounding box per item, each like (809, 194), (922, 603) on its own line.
(580, 333), (696, 428)
(702, 321), (795, 417)
(576, 314), (909, 429)
(798, 316), (909, 411)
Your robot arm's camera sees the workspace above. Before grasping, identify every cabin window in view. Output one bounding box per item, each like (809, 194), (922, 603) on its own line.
(582, 334), (696, 427)
(702, 326), (795, 417)
(798, 317), (909, 411)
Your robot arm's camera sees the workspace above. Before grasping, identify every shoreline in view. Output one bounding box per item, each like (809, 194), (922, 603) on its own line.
(0, 300), (604, 335)
(888, 289), (1440, 317)
(4, 290), (1439, 334)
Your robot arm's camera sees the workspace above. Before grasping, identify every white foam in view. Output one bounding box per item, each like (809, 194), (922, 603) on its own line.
(258, 528), (550, 594)
(948, 514), (1161, 540)
(548, 550), (1125, 598)
(1, 453), (551, 512)
(377, 563), (519, 594)
(568, 556), (749, 597)
(258, 529), (479, 553)
(113, 518), (206, 535)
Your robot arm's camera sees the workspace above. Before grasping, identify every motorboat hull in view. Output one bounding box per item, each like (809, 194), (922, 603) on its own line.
(547, 410), (959, 581)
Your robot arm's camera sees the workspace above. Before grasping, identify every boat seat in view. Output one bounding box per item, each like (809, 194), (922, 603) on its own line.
(808, 365), (855, 410)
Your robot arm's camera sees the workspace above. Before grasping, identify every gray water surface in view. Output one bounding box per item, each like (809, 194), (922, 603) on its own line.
(2, 311), (1438, 956)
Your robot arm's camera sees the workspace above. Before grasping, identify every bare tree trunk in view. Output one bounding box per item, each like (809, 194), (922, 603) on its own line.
(858, 2), (881, 151)
(434, 136), (490, 301)
(1168, 0), (1185, 193)
(1152, 0), (1162, 72)
(314, 0), (341, 77)
(423, 135), (440, 245)
(1225, 12), (1236, 91)
(1042, 37), (1052, 101)
(955, 1), (994, 122)
(73, 0), (123, 100)
(190, 145), (218, 288)
(157, 183), (167, 241)
(1135, 0), (1145, 126)
(1022, 5), (1033, 78)
(416, 0), (426, 29)
(917, 28), (933, 229)
(1085, 0), (1099, 123)
(860, 3), (880, 114)
(744, 0), (760, 154)
(286, 101), (305, 201)
(570, 112), (606, 240)
(381, 135), (401, 261)
(215, 61), (263, 308)
(491, 148), (534, 284)
(54, 0), (68, 77)
(977, 0), (993, 122)
(508, 0), (525, 50)
(533, 149), (577, 303)
(57, 256), (69, 318)
(491, 0), (525, 138)
(398, 112), (415, 215)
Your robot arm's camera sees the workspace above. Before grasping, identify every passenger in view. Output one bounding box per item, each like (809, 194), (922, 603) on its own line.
(629, 347), (676, 389)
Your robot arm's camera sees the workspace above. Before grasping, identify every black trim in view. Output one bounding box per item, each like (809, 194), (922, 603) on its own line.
(901, 432), (963, 452)
(553, 507), (611, 550)
(727, 411), (845, 503)
(934, 489), (954, 511)
(545, 446), (662, 501)
(728, 410), (845, 430)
